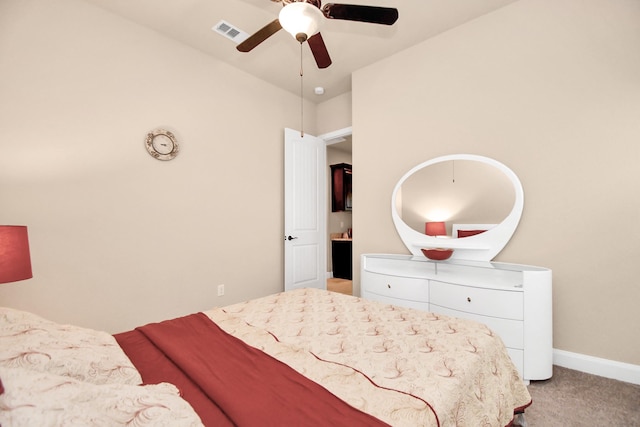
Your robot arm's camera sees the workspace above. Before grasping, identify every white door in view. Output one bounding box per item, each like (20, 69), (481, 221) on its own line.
(284, 128), (326, 291)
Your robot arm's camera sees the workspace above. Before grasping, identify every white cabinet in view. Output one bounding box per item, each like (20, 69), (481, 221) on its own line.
(430, 280), (524, 320)
(361, 272), (429, 311)
(361, 254), (552, 382)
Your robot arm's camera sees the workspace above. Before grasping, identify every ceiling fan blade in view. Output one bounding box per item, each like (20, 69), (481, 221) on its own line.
(236, 19), (282, 52)
(322, 4), (399, 25)
(307, 33), (332, 69)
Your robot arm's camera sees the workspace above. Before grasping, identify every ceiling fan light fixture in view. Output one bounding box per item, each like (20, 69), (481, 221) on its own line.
(279, 2), (323, 42)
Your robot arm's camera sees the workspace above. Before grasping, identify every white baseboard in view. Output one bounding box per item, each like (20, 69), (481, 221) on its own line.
(553, 349), (640, 385)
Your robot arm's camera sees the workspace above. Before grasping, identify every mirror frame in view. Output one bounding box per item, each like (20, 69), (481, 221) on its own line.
(391, 154), (524, 262)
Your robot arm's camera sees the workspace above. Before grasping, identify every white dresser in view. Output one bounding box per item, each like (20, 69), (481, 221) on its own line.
(361, 253), (553, 382)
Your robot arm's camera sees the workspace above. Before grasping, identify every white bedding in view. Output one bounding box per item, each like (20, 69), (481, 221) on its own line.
(0, 307), (141, 385)
(1, 289), (531, 427)
(0, 307), (203, 427)
(0, 367), (202, 427)
(215, 288), (532, 426)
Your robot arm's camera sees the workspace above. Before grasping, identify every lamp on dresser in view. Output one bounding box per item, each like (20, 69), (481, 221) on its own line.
(0, 225), (33, 284)
(425, 221), (446, 237)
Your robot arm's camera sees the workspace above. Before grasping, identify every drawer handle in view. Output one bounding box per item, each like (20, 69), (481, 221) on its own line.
(387, 284), (391, 289)
(467, 297), (471, 303)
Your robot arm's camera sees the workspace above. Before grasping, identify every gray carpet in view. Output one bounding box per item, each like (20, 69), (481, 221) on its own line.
(525, 365), (640, 426)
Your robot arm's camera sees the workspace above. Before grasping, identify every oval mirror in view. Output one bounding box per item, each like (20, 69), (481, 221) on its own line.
(398, 160), (514, 235)
(391, 154), (524, 261)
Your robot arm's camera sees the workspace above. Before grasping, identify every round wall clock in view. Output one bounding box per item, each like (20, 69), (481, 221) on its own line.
(145, 129), (179, 161)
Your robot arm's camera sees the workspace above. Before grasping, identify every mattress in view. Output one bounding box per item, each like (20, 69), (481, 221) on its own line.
(212, 288), (531, 426)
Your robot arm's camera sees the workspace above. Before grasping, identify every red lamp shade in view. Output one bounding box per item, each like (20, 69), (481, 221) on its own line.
(425, 221), (446, 236)
(0, 226), (33, 284)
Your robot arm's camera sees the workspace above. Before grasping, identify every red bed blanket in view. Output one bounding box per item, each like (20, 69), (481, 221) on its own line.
(115, 312), (389, 427)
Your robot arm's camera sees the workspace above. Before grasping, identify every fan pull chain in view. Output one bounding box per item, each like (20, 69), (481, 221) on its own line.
(452, 160), (456, 183)
(299, 41), (304, 137)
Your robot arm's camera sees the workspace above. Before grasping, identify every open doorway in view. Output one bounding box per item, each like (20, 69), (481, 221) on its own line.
(325, 134), (352, 295)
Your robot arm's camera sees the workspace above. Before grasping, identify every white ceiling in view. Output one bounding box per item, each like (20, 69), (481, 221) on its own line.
(81, 0), (517, 102)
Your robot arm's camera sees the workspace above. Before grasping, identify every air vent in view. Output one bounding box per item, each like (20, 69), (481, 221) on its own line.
(213, 20), (249, 44)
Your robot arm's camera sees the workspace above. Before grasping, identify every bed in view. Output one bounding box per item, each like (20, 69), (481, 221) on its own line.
(0, 288), (531, 426)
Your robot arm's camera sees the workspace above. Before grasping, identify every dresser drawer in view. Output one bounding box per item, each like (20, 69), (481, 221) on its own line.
(362, 271), (429, 303)
(430, 280), (523, 320)
(428, 304), (524, 349)
(365, 292), (429, 311)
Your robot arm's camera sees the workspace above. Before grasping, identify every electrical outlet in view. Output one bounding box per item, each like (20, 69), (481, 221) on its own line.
(217, 284), (225, 296)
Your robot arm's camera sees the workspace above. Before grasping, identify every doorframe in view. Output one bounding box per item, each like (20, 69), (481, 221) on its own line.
(318, 126), (353, 280)
(319, 127), (353, 146)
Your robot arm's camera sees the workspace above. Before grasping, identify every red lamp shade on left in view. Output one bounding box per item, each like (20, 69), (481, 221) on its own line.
(0, 225), (33, 284)
(425, 221), (446, 236)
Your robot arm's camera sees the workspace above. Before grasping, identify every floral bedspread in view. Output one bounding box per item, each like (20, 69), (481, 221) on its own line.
(0, 366), (203, 427)
(0, 306), (141, 385)
(0, 307), (203, 427)
(206, 309), (438, 426)
(209, 288), (531, 427)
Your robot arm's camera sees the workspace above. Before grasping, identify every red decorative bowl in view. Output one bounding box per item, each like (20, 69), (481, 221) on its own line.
(421, 248), (454, 261)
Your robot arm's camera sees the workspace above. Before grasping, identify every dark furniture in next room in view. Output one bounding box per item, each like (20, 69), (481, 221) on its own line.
(331, 238), (352, 280)
(330, 163), (352, 212)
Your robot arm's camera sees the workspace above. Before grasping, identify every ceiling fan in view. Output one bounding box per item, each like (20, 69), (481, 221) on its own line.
(237, 0), (399, 69)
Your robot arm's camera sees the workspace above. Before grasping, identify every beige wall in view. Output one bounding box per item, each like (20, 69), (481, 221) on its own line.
(0, 0), (317, 333)
(353, 0), (640, 365)
(2, 0), (638, 369)
(316, 92), (352, 135)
